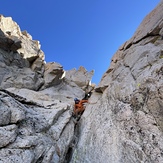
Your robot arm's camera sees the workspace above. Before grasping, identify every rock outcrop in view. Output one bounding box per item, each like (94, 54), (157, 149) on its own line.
(0, 1), (163, 163)
(71, 2), (163, 163)
(0, 15), (94, 163)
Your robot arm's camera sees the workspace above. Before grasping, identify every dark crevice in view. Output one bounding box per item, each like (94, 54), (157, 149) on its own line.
(125, 42), (132, 50)
(36, 155), (44, 163)
(64, 147), (73, 163)
(37, 80), (45, 91)
(123, 64), (137, 81)
(64, 91), (97, 162)
(64, 119), (81, 163)
(138, 33), (160, 43)
(124, 33), (160, 50)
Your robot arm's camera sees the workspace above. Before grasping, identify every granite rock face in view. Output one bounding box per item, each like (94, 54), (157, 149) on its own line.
(71, 2), (163, 163)
(0, 15), (94, 163)
(0, 1), (163, 163)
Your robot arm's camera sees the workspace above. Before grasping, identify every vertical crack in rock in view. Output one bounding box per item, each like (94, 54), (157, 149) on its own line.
(64, 119), (81, 163)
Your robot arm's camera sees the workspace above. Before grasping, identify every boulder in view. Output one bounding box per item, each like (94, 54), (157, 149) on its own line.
(40, 62), (64, 90)
(65, 66), (94, 91)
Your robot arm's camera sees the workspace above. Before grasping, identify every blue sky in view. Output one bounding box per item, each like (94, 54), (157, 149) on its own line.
(0, 0), (160, 84)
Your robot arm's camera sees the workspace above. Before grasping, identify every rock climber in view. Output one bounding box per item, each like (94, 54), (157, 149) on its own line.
(72, 91), (94, 119)
(73, 98), (88, 118)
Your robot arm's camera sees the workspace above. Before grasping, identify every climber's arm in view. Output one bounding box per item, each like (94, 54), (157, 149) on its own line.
(79, 100), (88, 104)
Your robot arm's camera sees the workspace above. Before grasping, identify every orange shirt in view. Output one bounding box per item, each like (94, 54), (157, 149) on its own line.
(74, 100), (88, 115)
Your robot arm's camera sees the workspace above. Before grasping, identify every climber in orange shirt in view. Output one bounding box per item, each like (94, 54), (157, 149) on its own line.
(73, 98), (88, 117)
